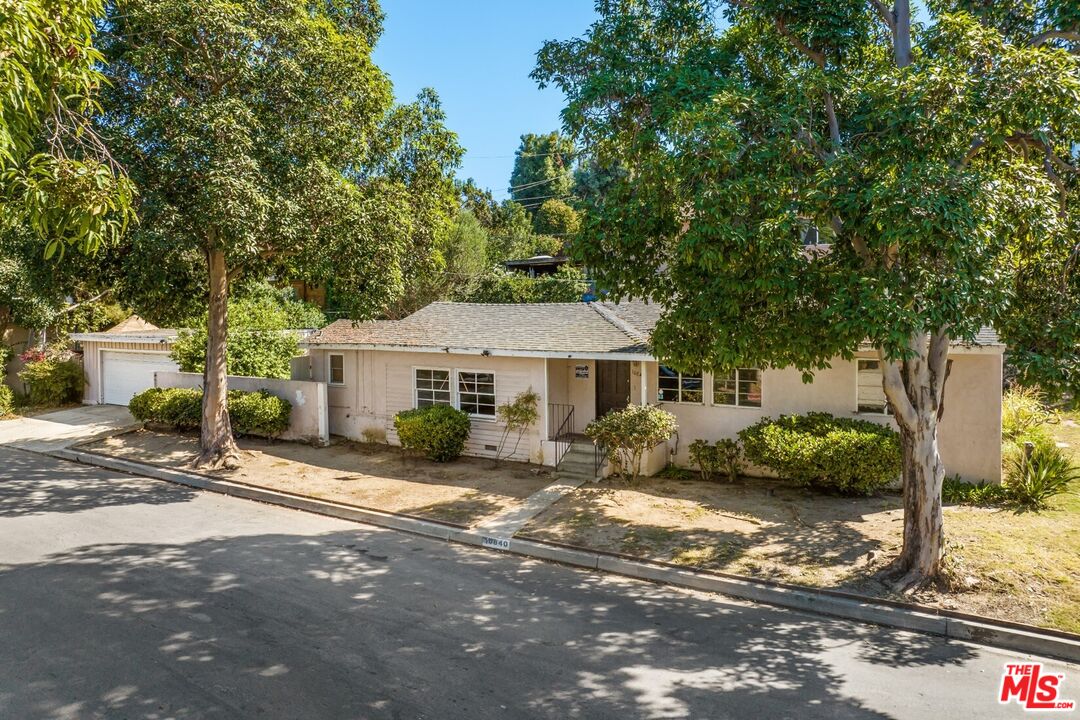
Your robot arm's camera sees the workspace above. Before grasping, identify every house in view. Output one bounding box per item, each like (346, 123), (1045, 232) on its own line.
(302, 301), (1004, 482)
(71, 317), (179, 406)
(503, 255), (570, 277)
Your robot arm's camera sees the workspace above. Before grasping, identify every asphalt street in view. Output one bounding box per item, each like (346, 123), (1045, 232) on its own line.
(0, 446), (1074, 719)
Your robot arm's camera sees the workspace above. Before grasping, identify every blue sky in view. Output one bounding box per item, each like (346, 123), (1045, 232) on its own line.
(372, 1), (598, 200)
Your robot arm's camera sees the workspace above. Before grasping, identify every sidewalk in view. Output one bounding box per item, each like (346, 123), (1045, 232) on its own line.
(0, 406), (139, 453)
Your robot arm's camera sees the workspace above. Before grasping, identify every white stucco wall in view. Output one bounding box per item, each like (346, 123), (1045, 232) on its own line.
(647, 351), (1003, 483)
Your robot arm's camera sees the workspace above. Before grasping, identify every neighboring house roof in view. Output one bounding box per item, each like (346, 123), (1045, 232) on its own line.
(305, 299), (1003, 358)
(106, 315), (159, 333)
(305, 301), (657, 358)
(503, 255), (570, 269)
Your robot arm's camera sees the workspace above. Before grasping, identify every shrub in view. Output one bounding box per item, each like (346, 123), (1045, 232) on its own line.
(0, 384), (13, 416)
(18, 359), (85, 406)
(1005, 441), (1078, 510)
(495, 389), (540, 460)
(1002, 386), (1054, 442)
(227, 390), (292, 437)
(171, 328), (299, 379)
(129, 387), (291, 438)
(739, 412), (900, 495)
(394, 405), (471, 462)
(941, 475), (1009, 506)
(585, 404), (678, 483)
(689, 438), (741, 483)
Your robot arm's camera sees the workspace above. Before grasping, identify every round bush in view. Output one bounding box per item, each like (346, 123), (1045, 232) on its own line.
(0, 384), (14, 415)
(738, 412), (900, 495)
(228, 389), (292, 437)
(393, 405), (471, 462)
(17, 359), (85, 406)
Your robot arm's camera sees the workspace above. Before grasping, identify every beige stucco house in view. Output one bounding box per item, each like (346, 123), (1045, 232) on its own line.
(302, 301), (1005, 483)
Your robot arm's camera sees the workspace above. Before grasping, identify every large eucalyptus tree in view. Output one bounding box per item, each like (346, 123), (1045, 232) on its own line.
(99, 0), (460, 467)
(535, 0), (1080, 586)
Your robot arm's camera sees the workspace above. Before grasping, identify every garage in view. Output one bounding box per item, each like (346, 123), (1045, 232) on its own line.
(100, 351), (180, 405)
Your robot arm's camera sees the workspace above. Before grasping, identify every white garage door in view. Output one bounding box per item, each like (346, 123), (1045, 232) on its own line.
(101, 351), (180, 406)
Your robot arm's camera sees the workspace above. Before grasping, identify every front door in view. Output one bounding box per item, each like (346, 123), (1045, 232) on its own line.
(595, 360), (631, 418)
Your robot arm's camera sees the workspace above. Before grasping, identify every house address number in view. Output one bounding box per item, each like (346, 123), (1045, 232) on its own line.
(481, 536), (511, 551)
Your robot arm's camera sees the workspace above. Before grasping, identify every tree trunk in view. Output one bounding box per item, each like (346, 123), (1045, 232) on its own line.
(195, 247), (240, 468)
(878, 329), (950, 589)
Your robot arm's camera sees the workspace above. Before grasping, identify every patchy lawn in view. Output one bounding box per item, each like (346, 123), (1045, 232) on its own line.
(83, 429), (555, 526)
(520, 417), (1080, 633)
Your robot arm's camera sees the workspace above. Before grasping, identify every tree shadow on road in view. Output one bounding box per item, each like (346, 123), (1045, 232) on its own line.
(0, 514), (982, 719)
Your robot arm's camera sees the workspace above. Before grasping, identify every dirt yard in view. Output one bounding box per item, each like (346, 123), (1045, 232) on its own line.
(520, 416), (1080, 634)
(84, 430), (555, 526)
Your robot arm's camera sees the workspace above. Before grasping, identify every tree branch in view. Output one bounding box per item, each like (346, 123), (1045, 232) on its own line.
(869, 0), (896, 34)
(1031, 30), (1080, 47)
(878, 347), (918, 431)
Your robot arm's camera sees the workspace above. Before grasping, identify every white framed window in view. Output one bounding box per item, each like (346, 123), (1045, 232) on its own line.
(415, 368), (452, 408)
(457, 371), (496, 418)
(713, 368), (762, 408)
(658, 366), (703, 404)
(328, 354), (345, 386)
(856, 359), (890, 414)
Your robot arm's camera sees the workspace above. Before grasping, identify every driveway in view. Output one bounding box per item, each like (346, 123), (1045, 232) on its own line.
(0, 404), (137, 452)
(0, 447), (1074, 719)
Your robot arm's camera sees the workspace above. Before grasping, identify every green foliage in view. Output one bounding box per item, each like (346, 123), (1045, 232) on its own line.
(509, 132), (575, 212)
(1005, 441), (1079, 510)
(941, 476), (1009, 506)
(0, 0), (134, 256)
(169, 284), (324, 378)
(1002, 386), (1056, 442)
(495, 388), (540, 460)
(171, 329), (299, 380)
(532, 199), (581, 238)
(227, 390), (293, 438)
(393, 405), (472, 462)
(0, 384), (13, 416)
(585, 405), (677, 483)
(17, 359), (85, 406)
(689, 438), (741, 483)
(128, 387), (201, 428)
(128, 387), (291, 438)
(739, 413), (901, 495)
(456, 265), (588, 304)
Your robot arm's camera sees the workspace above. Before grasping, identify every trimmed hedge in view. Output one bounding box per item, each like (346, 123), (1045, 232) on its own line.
(18, 359), (85, 406)
(393, 405), (471, 462)
(129, 387), (292, 438)
(738, 412), (900, 495)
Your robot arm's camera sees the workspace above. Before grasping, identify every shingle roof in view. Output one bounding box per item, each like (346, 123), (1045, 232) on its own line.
(305, 300), (1003, 355)
(306, 302), (652, 355)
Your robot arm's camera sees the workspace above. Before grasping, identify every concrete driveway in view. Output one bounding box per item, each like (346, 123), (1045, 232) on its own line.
(0, 404), (137, 452)
(0, 447), (1074, 720)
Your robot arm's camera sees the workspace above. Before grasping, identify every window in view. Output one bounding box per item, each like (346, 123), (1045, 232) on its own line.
(328, 354), (345, 386)
(658, 366), (703, 403)
(713, 368), (762, 407)
(457, 371), (496, 417)
(415, 368), (451, 407)
(856, 359), (889, 413)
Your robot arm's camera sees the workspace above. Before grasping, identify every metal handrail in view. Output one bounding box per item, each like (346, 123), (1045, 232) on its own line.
(549, 403), (575, 469)
(594, 440), (608, 478)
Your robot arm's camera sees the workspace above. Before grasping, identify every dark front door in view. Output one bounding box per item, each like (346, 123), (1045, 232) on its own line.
(595, 360), (631, 418)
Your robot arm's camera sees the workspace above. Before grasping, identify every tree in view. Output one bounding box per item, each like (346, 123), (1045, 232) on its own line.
(99, 0), (460, 467)
(533, 199), (581, 239)
(509, 132), (576, 212)
(0, 0), (133, 256)
(535, 0), (1080, 587)
(456, 265), (589, 304)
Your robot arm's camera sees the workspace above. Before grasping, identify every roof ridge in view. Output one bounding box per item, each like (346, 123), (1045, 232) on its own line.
(590, 302), (649, 344)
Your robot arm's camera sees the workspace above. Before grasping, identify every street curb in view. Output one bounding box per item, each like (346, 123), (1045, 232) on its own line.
(51, 447), (1080, 665)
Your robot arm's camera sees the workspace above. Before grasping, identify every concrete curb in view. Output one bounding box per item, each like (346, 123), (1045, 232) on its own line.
(51, 447), (1080, 664)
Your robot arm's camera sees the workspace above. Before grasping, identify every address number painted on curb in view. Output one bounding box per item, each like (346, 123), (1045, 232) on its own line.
(482, 536), (511, 551)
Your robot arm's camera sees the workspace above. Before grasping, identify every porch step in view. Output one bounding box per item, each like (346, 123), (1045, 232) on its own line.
(555, 437), (602, 481)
